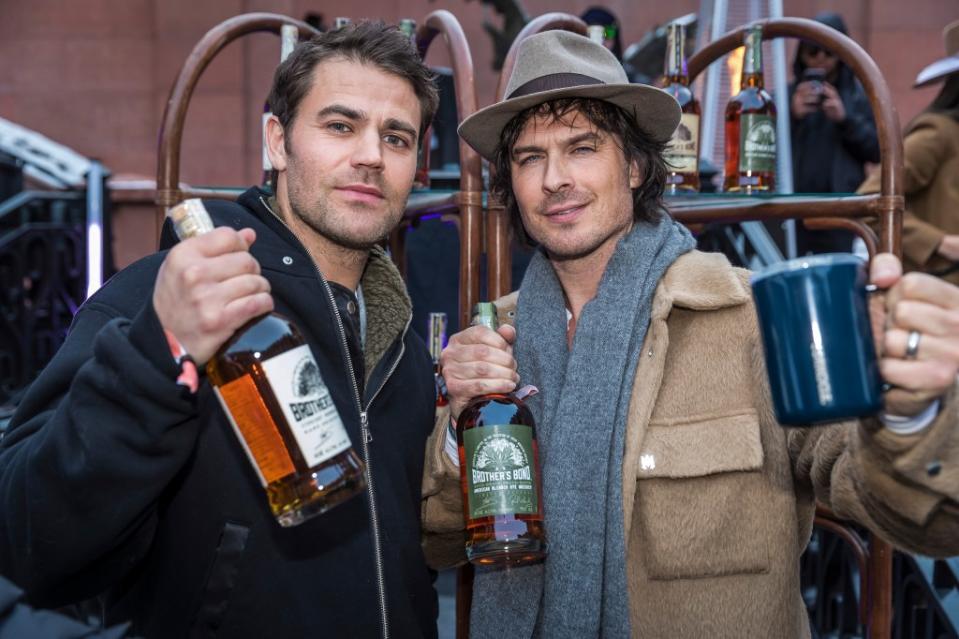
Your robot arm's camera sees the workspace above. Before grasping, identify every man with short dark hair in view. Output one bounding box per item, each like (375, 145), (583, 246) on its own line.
(0, 21), (440, 638)
(422, 30), (959, 637)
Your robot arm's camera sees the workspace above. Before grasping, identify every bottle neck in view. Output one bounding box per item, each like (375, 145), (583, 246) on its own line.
(428, 314), (447, 364)
(741, 28), (764, 89)
(471, 303), (498, 332)
(587, 25), (605, 46)
(664, 24), (690, 86)
(280, 24), (298, 62)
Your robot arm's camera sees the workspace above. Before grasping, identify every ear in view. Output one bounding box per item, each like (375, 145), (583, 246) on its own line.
(628, 157), (643, 189)
(265, 114), (288, 172)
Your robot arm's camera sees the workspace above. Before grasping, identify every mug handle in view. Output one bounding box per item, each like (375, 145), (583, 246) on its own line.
(863, 283), (894, 392)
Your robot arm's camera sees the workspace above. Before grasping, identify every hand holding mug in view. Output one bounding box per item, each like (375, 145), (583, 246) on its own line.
(870, 253), (959, 416)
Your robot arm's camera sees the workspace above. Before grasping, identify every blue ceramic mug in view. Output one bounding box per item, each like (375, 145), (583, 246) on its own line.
(751, 254), (882, 425)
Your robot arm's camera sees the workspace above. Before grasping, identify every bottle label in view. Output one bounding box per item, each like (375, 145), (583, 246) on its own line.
(261, 344), (352, 468)
(215, 377), (295, 486)
(739, 114), (776, 173)
(463, 424), (539, 519)
(665, 113), (700, 173)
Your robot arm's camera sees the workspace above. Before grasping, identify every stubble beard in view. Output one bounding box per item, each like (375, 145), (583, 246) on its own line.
(524, 190), (634, 262)
(286, 165), (405, 253)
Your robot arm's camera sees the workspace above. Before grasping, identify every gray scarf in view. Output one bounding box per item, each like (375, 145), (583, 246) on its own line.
(470, 216), (695, 638)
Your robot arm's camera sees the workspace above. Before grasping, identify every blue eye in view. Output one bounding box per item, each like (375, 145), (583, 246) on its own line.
(384, 134), (410, 148)
(328, 122), (352, 133)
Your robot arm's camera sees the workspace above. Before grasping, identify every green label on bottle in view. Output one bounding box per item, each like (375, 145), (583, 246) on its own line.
(463, 424), (538, 519)
(739, 113), (776, 173)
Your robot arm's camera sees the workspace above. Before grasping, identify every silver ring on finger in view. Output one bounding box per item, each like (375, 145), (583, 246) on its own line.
(905, 330), (921, 360)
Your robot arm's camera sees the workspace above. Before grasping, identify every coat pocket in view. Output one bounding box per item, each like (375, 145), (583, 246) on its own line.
(635, 410), (770, 580)
(190, 521), (251, 638)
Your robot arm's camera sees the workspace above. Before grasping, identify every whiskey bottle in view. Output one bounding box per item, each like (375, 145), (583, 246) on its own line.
(723, 25), (777, 193)
(262, 24), (299, 191)
(428, 312), (448, 408)
(167, 199), (366, 527)
(457, 302), (546, 566)
(662, 22), (701, 194)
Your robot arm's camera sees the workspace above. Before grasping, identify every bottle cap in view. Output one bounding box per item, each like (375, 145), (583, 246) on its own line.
(428, 312), (448, 361)
(167, 199), (214, 240)
(471, 303), (498, 330)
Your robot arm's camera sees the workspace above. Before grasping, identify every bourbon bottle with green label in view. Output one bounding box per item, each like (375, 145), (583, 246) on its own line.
(456, 302), (546, 566)
(662, 22), (701, 193)
(168, 199), (365, 528)
(724, 25), (777, 193)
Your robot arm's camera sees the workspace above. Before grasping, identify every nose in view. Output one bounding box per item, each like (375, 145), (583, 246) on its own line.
(351, 127), (384, 170)
(542, 155), (573, 194)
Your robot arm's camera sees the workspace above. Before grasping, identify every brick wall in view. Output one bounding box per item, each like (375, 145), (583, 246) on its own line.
(0, 0), (952, 265)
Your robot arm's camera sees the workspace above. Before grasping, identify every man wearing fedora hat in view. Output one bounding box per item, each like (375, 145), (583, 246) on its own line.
(423, 29), (959, 637)
(860, 18), (959, 285)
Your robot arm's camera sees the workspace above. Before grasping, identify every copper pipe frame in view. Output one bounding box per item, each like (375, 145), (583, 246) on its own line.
(155, 13), (319, 239)
(803, 218), (879, 260)
(814, 509), (872, 627)
(414, 10), (481, 330)
(687, 18), (903, 637)
(686, 17), (903, 258)
(484, 13), (587, 302)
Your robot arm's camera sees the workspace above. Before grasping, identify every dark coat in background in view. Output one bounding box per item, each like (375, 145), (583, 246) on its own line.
(789, 12), (880, 254)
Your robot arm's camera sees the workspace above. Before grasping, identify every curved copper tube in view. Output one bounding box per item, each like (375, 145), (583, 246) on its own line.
(486, 13), (588, 301)
(686, 17), (903, 258)
(416, 10), (481, 328)
(803, 217), (879, 259)
(814, 510), (871, 627)
(155, 13), (320, 237)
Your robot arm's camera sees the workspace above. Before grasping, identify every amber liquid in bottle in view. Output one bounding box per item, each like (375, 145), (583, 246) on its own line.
(168, 199), (365, 527)
(724, 26), (777, 193)
(456, 303), (546, 566)
(662, 22), (701, 194)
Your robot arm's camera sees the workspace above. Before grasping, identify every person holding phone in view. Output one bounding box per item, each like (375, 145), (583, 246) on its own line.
(789, 12), (880, 254)
(859, 19), (959, 285)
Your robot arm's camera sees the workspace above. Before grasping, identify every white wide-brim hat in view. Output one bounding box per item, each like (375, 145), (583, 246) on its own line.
(915, 19), (959, 88)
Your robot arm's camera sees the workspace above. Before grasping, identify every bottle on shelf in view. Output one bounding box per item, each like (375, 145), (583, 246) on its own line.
(723, 25), (777, 193)
(456, 302), (546, 566)
(662, 22), (701, 194)
(262, 24), (299, 192)
(428, 312), (448, 408)
(167, 199), (366, 527)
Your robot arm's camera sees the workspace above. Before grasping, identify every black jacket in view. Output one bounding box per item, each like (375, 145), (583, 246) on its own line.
(789, 12), (880, 253)
(0, 188), (438, 638)
(0, 576), (129, 638)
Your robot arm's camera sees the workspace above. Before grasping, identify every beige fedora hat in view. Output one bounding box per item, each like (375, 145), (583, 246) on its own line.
(915, 19), (959, 88)
(458, 30), (681, 162)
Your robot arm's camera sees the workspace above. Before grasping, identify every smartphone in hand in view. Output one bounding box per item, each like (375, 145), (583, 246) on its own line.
(801, 68), (827, 105)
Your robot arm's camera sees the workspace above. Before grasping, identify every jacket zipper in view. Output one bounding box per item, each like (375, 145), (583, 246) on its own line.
(261, 196), (409, 639)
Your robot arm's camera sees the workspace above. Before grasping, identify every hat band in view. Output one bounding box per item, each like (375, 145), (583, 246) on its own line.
(507, 73), (605, 99)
